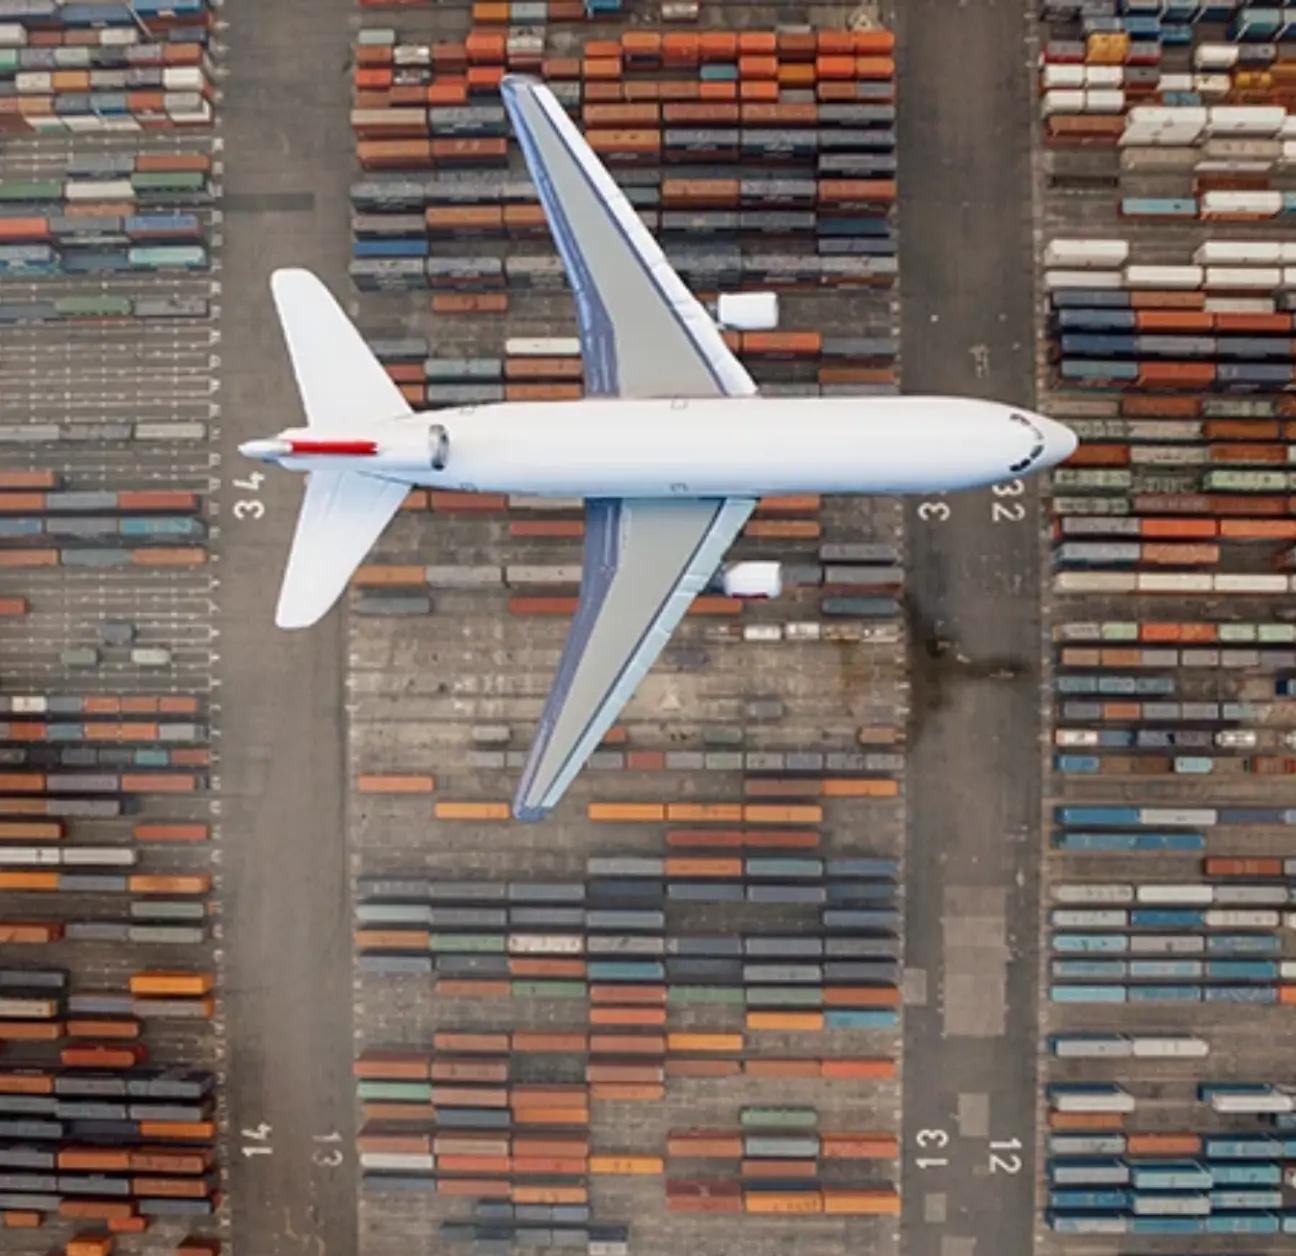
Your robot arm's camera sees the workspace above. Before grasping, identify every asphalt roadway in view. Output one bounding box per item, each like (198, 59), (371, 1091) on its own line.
(216, 0), (360, 1252)
(895, 1), (1045, 1254)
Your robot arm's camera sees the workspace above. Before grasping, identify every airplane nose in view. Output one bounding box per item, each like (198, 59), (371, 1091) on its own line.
(1041, 415), (1078, 466)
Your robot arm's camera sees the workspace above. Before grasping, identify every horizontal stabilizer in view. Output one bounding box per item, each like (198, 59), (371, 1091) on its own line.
(275, 469), (408, 630)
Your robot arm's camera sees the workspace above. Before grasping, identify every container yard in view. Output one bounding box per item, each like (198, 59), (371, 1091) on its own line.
(0, 0), (224, 1251)
(1037, 0), (1296, 1252)
(12, 0), (1296, 1253)
(341, 5), (906, 1251)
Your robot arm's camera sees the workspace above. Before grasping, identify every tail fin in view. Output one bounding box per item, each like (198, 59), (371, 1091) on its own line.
(270, 268), (411, 429)
(269, 268), (410, 629)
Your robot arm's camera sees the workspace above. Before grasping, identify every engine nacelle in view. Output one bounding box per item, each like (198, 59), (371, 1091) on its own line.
(722, 561), (782, 600)
(716, 291), (780, 332)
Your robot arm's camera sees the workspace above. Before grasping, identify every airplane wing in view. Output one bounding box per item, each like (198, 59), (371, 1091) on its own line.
(500, 75), (757, 399)
(513, 496), (754, 820)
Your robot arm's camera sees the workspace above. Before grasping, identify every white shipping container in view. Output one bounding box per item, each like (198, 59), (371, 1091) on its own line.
(1044, 238), (1130, 269)
(359, 1153), (435, 1171)
(0, 23), (27, 46)
(1214, 573), (1289, 594)
(784, 622), (821, 641)
(1208, 105), (1286, 137)
(1194, 241), (1285, 265)
(1054, 884), (1135, 904)
(1201, 190), (1283, 217)
(0, 847), (59, 866)
(1084, 89), (1125, 115)
(1044, 269), (1125, 290)
(1054, 1036), (1131, 1058)
(1137, 884), (1213, 905)
(162, 66), (207, 92)
(506, 337), (582, 357)
(1211, 1093), (1294, 1114)
(1203, 296), (1276, 314)
(1054, 572), (1138, 594)
(1130, 1036), (1208, 1058)
(1085, 66), (1124, 89)
(1138, 808), (1216, 826)
(1204, 266), (1282, 290)
(14, 71), (51, 93)
(393, 44), (432, 66)
(1281, 960), (1296, 979)
(1124, 264), (1202, 289)
(1193, 73), (1233, 98)
(1052, 909), (1128, 927)
(1055, 730), (1100, 747)
(1194, 42), (1240, 69)
(11, 696), (46, 714)
(1042, 64), (1084, 90)
(0, 997), (57, 1018)
(1213, 885), (1287, 905)
(1136, 572), (1213, 594)
(506, 933), (584, 954)
(743, 624), (783, 643)
(100, 28), (138, 46)
(1042, 88), (1086, 117)
(1053, 1090), (1136, 1114)
(60, 846), (138, 867)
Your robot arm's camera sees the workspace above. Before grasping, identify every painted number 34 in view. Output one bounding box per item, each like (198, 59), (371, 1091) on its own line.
(233, 471), (266, 521)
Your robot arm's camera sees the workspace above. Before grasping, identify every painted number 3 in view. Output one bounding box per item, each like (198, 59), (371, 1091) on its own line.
(233, 499), (264, 521)
(918, 501), (951, 523)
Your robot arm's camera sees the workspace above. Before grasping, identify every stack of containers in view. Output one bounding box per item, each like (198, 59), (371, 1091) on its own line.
(0, 967), (219, 1238)
(347, 24), (899, 360)
(0, 0), (217, 134)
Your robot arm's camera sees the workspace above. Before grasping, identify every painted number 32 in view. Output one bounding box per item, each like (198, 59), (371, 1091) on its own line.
(991, 478), (1025, 523)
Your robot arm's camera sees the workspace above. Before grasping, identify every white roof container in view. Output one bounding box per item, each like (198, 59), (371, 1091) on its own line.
(1194, 42), (1240, 69)
(1158, 73), (1194, 93)
(506, 337), (582, 357)
(1137, 808), (1215, 826)
(1044, 239), (1130, 269)
(1201, 189), (1283, 217)
(1204, 296), (1276, 314)
(1214, 573), (1290, 595)
(1136, 572), (1213, 593)
(1042, 89), (1085, 116)
(1042, 64), (1084, 90)
(1193, 72), (1233, 98)
(1084, 89), (1126, 114)
(1207, 105), (1287, 137)
(0, 22), (26, 46)
(1044, 268), (1125, 290)
(1136, 884), (1213, 905)
(1124, 264), (1202, 289)
(1130, 1037), (1208, 1058)
(1054, 572), (1137, 594)
(1204, 266), (1282, 290)
(65, 179), (135, 202)
(1086, 66), (1125, 89)
(1193, 240), (1285, 265)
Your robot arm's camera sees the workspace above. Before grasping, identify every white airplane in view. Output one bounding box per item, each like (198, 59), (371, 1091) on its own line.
(241, 75), (1077, 822)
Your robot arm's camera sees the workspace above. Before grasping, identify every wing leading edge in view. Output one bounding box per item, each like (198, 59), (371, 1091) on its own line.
(513, 497), (754, 821)
(500, 75), (756, 399)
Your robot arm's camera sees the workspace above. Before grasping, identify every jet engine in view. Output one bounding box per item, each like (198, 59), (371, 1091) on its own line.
(722, 561), (782, 599)
(716, 292), (780, 332)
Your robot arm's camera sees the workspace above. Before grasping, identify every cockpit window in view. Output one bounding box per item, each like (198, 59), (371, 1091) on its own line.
(1008, 413), (1047, 474)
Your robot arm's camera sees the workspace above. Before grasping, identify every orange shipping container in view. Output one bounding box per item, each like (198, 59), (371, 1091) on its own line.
(128, 971), (214, 996)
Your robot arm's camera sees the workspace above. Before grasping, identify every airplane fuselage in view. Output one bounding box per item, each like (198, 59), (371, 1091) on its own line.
(249, 396), (1076, 497)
